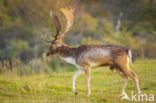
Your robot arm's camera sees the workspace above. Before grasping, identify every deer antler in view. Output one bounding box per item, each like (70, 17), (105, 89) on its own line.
(42, 33), (53, 42)
(43, 7), (74, 42)
(50, 11), (62, 38)
(58, 7), (74, 39)
(43, 11), (62, 42)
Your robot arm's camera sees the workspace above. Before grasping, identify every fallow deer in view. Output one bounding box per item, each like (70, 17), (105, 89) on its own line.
(43, 7), (141, 99)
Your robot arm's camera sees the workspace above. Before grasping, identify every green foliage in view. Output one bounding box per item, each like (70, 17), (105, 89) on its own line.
(102, 20), (114, 36)
(0, 1), (155, 102)
(6, 40), (29, 58)
(81, 37), (100, 45)
(0, 0), (155, 74)
(79, 14), (98, 32)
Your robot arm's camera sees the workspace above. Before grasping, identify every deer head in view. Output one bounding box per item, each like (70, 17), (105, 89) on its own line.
(43, 7), (74, 56)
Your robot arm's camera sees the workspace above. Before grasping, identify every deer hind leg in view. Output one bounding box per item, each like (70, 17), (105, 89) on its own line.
(126, 55), (141, 94)
(84, 69), (91, 97)
(72, 69), (83, 95)
(116, 69), (129, 98)
(127, 70), (141, 94)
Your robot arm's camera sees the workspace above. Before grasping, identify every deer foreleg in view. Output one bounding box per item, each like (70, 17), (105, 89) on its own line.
(72, 69), (83, 95)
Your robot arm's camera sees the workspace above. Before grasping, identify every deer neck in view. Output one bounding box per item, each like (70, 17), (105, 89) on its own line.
(57, 44), (81, 67)
(56, 44), (77, 58)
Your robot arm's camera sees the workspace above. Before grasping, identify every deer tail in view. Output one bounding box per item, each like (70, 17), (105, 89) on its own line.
(128, 49), (135, 68)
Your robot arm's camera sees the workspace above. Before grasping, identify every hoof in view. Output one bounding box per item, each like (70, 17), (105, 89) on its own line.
(75, 91), (78, 96)
(118, 94), (123, 98)
(87, 92), (91, 97)
(87, 94), (90, 97)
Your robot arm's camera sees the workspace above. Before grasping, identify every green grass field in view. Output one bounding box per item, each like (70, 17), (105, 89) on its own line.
(0, 60), (155, 103)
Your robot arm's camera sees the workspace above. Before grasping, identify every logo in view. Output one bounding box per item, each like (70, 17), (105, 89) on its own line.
(123, 91), (155, 101)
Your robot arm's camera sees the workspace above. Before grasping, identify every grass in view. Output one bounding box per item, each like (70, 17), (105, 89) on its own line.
(0, 60), (156, 103)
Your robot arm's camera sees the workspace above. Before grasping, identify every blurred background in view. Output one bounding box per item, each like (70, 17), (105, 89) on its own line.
(0, 0), (155, 76)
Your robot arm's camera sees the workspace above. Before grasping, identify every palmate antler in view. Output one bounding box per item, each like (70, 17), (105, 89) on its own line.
(58, 7), (74, 39)
(42, 10), (62, 42)
(50, 11), (62, 38)
(43, 7), (74, 42)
